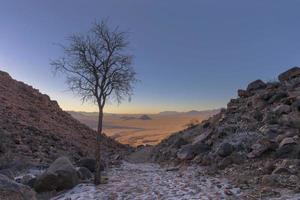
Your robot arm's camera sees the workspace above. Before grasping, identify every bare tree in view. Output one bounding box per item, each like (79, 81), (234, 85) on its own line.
(51, 20), (137, 185)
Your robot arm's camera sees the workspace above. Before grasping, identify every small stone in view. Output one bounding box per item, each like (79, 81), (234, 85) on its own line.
(224, 189), (233, 196)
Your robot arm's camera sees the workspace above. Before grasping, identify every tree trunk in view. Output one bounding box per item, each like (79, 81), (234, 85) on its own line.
(94, 106), (103, 185)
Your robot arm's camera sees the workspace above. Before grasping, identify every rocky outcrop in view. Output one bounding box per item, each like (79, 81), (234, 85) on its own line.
(152, 67), (300, 192)
(278, 67), (300, 82)
(0, 70), (131, 168)
(0, 174), (37, 200)
(34, 157), (78, 192)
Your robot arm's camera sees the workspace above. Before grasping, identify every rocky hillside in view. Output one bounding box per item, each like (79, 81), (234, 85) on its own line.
(152, 67), (300, 194)
(0, 70), (130, 168)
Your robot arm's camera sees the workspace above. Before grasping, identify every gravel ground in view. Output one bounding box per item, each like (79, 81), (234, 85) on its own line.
(51, 162), (243, 200)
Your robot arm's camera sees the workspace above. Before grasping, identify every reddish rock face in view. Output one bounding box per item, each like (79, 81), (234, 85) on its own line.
(0, 70), (130, 165)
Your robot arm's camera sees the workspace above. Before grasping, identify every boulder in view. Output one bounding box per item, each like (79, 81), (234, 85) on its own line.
(0, 174), (37, 200)
(272, 105), (291, 115)
(15, 175), (36, 188)
(34, 157), (78, 192)
(177, 143), (210, 160)
(177, 145), (194, 160)
(275, 144), (300, 159)
(279, 137), (296, 148)
(192, 129), (213, 144)
(247, 139), (274, 158)
(278, 67), (300, 83)
(261, 174), (279, 187)
(217, 143), (234, 157)
(171, 137), (189, 149)
(291, 99), (300, 112)
(246, 80), (266, 92)
(218, 157), (232, 170)
(77, 158), (105, 173)
(272, 167), (293, 175)
(268, 91), (288, 104)
(238, 89), (250, 98)
(0, 169), (15, 179)
(77, 167), (93, 181)
(279, 112), (300, 128)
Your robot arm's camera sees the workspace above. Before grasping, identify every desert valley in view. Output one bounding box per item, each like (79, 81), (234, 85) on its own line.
(69, 110), (219, 146)
(1, 1), (300, 200)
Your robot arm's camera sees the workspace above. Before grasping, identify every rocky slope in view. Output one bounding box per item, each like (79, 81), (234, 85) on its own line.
(152, 67), (300, 197)
(0, 70), (130, 170)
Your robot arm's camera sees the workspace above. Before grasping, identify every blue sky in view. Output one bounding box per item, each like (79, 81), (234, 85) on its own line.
(1, 0), (300, 113)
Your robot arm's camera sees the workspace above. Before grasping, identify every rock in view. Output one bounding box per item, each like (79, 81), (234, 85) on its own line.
(0, 169), (15, 179)
(263, 160), (276, 174)
(15, 175), (36, 188)
(290, 113), (300, 128)
(224, 189), (233, 196)
(247, 139), (274, 158)
(230, 152), (245, 164)
(288, 175), (300, 186)
(34, 157), (79, 192)
(268, 91), (288, 104)
(291, 99), (300, 112)
(279, 112), (300, 128)
(171, 137), (189, 149)
(279, 137), (296, 148)
(272, 167), (293, 175)
(77, 158), (104, 173)
(0, 174), (37, 200)
(260, 187), (281, 199)
(177, 143), (210, 160)
(238, 89), (250, 98)
(261, 174), (279, 187)
(192, 129), (213, 144)
(77, 167), (93, 181)
(218, 157), (232, 170)
(278, 67), (300, 82)
(272, 105), (291, 115)
(275, 144), (299, 159)
(217, 143), (234, 157)
(193, 142), (211, 154)
(177, 145), (194, 160)
(247, 80), (266, 91)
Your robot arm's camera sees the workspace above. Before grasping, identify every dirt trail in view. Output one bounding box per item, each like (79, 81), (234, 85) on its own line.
(52, 162), (243, 200)
(49, 149), (300, 200)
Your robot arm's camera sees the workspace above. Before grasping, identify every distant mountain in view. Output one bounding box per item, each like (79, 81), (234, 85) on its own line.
(159, 109), (221, 116)
(158, 111), (181, 115)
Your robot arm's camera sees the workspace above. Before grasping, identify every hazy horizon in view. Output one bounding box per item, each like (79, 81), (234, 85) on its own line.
(1, 1), (300, 113)
(67, 108), (221, 115)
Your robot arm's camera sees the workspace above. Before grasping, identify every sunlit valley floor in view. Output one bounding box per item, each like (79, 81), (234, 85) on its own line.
(68, 110), (220, 147)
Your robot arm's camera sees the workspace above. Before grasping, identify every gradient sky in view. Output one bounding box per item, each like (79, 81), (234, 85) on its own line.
(1, 1), (300, 113)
